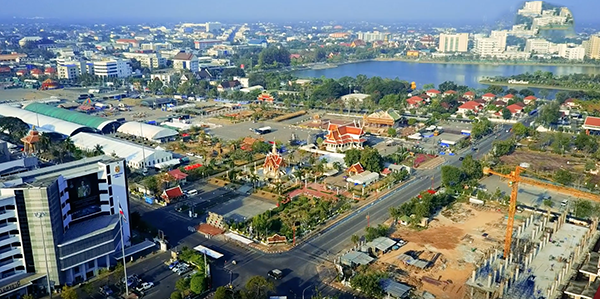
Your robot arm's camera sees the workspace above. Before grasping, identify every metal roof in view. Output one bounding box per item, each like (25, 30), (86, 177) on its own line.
(367, 237), (397, 252)
(0, 104), (96, 136)
(117, 121), (178, 141)
(380, 279), (411, 298)
(340, 251), (374, 266)
(23, 102), (120, 131)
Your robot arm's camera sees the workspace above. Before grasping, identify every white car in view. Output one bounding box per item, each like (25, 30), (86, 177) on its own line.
(136, 282), (154, 292)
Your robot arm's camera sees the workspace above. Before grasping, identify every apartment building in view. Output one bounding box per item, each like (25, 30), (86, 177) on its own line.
(473, 36), (502, 57)
(438, 33), (469, 53)
(122, 52), (165, 69)
(0, 156), (132, 298)
(561, 46), (585, 60)
(525, 39), (553, 54)
(490, 30), (508, 52)
(518, 1), (543, 16)
(587, 36), (600, 60)
(357, 31), (390, 43)
(172, 52), (199, 72)
(93, 59), (132, 78)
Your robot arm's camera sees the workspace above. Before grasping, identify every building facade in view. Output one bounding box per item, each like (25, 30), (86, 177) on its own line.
(93, 59), (132, 78)
(438, 33), (469, 53)
(122, 52), (165, 69)
(0, 156), (131, 297)
(587, 36), (600, 60)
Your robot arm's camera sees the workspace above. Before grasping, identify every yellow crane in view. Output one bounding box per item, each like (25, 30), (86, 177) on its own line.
(483, 166), (600, 258)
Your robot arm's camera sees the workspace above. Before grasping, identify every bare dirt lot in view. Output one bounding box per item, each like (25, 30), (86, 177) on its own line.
(380, 203), (513, 299)
(499, 149), (585, 174)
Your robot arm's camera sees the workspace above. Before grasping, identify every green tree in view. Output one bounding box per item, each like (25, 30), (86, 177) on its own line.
(148, 78), (164, 94)
(438, 81), (458, 92)
(62, 286), (78, 299)
(344, 148), (362, 166)
(501, 108), (512, 119)
(142, 176), (160, 194)
(243, 276), (274, 299)
(190, 274), (207, 294)
(176, 278), (190, 292)
(351, 234), (360, 245)
(492, 139), (516, 157)
(214, 286), (237, 299)
(251, 141), (271, 153)
(407, 118), (417, 126)
(350, 272), (384, 298)
(113, 262), (125, 285)
(0, 116), (29, 141)
(316, 137), (324, 145)
(170, 291), (183, 299)
(360, 147), (384, 173)
(519, 89), (535, 97)
(512, 122), (529, 136)
(441, 165), (464, 188)
(485, 85), (504, 95)
(471, 118), (493, 139)
(573, 200), (598, 219)
(387, 127), (397, 137)
(543, 199), (553, 210)
(553, 169), (574, 185)
(574, 133), (598, 154)
(22, 294), (34, 299)
(461, 155), (483, 180)
(258, 46), (291, 68)
(539, 102), (560, 126)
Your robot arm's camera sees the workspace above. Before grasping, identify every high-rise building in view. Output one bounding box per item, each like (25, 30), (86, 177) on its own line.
(437, 33), (469, 53)
(518, 1), (543, 16)
(0, 156), (132, 298)
(93, 59), (132, 78)
(490, 30), (508, 52)
(587, 36), (600, 60)
(525, 39), (553, 54)
(356, 31), (390, 43)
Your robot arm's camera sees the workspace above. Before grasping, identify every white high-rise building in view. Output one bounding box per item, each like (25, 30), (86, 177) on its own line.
(557, 44), (586, 60)
(93, 59), (132, 78)
(518, 1), (543, 16)
(122, 52), (165, 69)
(490, 30), (508, 52)
(473, 36), (503, 57)
(525, 39), (553, 54)
(205, 22), (222, 32)
(357, 31), (390, 43)
(438, 33), (469, 53)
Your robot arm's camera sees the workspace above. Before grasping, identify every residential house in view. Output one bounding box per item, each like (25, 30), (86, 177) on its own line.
(501, 94), (515, 102)
(348, 163), (365, 176)
(463, 91), (475, 100)
(351, 39), (367, 47)
(583, 116), (600, 135)
(506, 103), (524, 116)
(406, 96), (424, 108)
(426, 89), (440, 98)
(44, 67), (56, 76)
(562, 98), (580, 109)
(161, 186), (184, 204)
(482, 93), (497, 102)
(172, 52), (199, 72)
(30, 69), (43, 78)
(457, 101), (484, 115)
(167, 169), (188, 185)
(218, 80), (242, 92)
(324, 122), (366, 152)
(442, 90), (457, 98)
(492, 100), (507, 108)
(15, 69), (27, 76)
(524, 95), (537, 105)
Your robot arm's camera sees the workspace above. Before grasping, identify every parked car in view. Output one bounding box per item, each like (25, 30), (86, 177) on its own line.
(267, 269), (283, 280)
(135, 282), (154, 292)
(168, 260), (180, 270)
(122, 275), (140, 288)
(99, 285), (113, 296)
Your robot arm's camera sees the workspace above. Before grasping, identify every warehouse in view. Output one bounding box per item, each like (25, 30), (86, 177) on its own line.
(117, 121), (178, 143)
(71, 132), (173, 169)
(23, 102), (121, 134)
(0, 104), (97, 136)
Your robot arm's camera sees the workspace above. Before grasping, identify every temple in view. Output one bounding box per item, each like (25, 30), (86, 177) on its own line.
(263, 143), (284, 178)
(324, 122), (366, 152)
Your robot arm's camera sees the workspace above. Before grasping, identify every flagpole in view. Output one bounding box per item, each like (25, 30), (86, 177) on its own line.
(120, 209), (129, 296)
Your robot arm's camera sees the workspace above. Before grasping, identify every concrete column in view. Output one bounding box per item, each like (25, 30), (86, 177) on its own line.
(488, 273), (493, 288)
(550, 281), (556, 295)
(499, 280), (505, 297)
(472, 270), (476, 283)
(547, 288), (551, 299)
(494, 249), (498, 262)
(515, 265), (520, 281)
(524, 244), (527, 254)
(509, 253), (513, 264)
(524, 254), (529, 269)
(532, 229), (536, 241)
(494, 269), (498, 286)
(499, 263), (504, 277)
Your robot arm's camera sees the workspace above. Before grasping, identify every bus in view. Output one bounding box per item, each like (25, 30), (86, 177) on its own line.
(254, 126), (272, 135)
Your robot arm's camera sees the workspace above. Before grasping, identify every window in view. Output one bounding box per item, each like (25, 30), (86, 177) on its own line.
(107, 176), (111, 185)
(106, 166), (111, 175)
(108, 187), (112, 196)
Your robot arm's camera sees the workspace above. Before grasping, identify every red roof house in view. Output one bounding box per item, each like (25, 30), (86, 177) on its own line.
(161, 186), (184, 203)
(15, 69), (27, 76)
(348, 162), (365, 176)
(583, 116), (600, 135)
(168, 169), (188, 184)
(44, 67), (56, 76)
(502, 94), (515, 102)
(506, 104), (524, 115)
(443, 90), (457, 97)
(30, 68), (43, 78)
(463, 91), (475, 100)
(482, 93), (496, 102)
(492, 100), (507, 107)
(406, 96), (424, 108)
(324, 122), (366, 152)
(523, 95), (537, 105)
(457, 101), (484, 114)
(562, 98), (579, 109)
(426, 89), (440, 98)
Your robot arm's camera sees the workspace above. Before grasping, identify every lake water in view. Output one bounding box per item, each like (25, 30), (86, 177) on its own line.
(294, 60), (600, 89)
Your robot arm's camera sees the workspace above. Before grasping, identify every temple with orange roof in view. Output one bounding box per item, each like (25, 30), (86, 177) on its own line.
(324, 122), (366, 152)
(263, 143), (284, 178)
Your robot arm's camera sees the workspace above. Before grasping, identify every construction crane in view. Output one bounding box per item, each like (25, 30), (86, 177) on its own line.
(483, 166), (600, 259)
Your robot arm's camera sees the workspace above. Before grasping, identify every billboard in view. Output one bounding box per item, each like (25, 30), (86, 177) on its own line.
(66, 173), (102, 221)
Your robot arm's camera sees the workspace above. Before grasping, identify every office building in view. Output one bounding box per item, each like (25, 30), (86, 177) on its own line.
(525, 39), (552, 54)
(172, 52), (199, 73)
(490, 30), (508, 52)
(0, 156), (132, 298)
(438, 33), (469, 53)
(93, 59), (132, 78)
(205, 22), (222, 32)
(122, 52), (165, 69)
(473, 36), (502, 57)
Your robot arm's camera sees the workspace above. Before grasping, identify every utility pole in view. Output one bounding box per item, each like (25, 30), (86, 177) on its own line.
(293, 226), (296, 247)
(366, 213), (370, 228)
(34, 212), (52, 299)
(119, 210), (129, 296)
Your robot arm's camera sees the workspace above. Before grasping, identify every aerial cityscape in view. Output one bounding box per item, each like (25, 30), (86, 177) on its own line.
(2, 1), (600, 299)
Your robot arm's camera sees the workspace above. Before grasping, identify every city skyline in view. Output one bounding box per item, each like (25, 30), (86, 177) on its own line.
(2, 0), (600, 24)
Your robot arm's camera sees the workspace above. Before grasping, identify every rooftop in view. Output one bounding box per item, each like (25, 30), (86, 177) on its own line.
(59, 214), (119, 245)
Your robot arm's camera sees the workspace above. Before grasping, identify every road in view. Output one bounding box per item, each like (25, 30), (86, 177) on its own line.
(131, 123), (517, 298)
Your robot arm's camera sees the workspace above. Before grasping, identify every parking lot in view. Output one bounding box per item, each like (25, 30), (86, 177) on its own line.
(209, 195), (277, 223)
(479, 175), (572, 210)
(208, 121), (322, 143)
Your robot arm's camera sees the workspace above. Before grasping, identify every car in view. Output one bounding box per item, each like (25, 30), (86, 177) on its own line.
(459, 157), (464, 161)
(99, 286), (113, 296)
(268, 269), (283, 280)
(172, 263), (188, 273)
(561, 200), (568, 207)
(168, 260), (180, 270)
(122, 275), (139, 288)
(135, 282), (154, 292)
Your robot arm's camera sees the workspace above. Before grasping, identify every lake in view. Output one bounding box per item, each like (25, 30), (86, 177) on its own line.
(294, 60), (600, 89)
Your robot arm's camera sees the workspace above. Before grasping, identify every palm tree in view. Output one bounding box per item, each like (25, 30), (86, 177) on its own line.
(274, 181), (284, 195)
(351, 234), (360, 246)
(93, 144), (104, 156)
(38, 133), (52, 153)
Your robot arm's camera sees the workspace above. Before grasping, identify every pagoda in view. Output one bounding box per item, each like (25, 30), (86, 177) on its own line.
(263, 143), (284, 179)
(21, 126), (40, 154)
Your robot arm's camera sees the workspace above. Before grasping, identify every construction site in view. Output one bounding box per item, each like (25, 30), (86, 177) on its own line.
(464, 166), (600, 299)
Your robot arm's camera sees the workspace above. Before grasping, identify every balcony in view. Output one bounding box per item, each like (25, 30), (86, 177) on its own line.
(0, 223), (18, 234)
(0, 259), (24, 274)
(0, 210), (16, 222)
(0, 235), (19, 249)
(0, 248), (21, 261)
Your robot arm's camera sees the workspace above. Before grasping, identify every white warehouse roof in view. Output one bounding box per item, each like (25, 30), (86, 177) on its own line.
(117, 121), (178, 141)
(71, 133), (173, 169)
(0, 104), (96, 136)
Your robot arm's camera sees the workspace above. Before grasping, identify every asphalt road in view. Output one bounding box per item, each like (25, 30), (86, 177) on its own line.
(131, 122), (518, 298)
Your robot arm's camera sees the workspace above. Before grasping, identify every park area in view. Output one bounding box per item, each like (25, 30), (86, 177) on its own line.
(378, 203), (514, 299)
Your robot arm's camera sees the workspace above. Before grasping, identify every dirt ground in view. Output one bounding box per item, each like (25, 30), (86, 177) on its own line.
(500, 149), (585, 174)
(379, 203), (511, 299)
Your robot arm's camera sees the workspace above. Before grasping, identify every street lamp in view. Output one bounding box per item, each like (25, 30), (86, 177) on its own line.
(302, 285), (312, 299)
(34, 212), (52, 299)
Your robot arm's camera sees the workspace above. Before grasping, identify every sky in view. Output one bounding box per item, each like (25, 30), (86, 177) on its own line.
(1, 0), (599, 24)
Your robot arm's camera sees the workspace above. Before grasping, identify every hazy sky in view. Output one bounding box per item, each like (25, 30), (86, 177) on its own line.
(1, 0), (599, 24)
